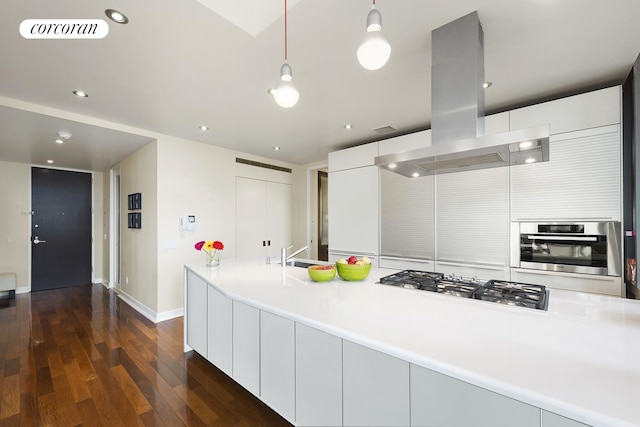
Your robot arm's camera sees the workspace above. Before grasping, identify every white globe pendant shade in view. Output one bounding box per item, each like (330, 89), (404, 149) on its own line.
(357, 7), (391, 70)
(273, 63), (299, 108)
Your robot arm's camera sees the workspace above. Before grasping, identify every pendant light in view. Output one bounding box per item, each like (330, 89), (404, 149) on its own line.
(357, 0), (391, 70)
(272, 0), (299, 108)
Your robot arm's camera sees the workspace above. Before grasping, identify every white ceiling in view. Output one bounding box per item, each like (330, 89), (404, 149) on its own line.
(1, 0), (640, 171)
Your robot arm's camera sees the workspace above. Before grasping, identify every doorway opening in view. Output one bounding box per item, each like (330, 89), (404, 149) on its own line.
(317, 171), (329, 261)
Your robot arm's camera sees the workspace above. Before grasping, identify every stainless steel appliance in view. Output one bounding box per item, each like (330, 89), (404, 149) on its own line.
(513, 222), (621, 276)
(378, 270), (548, 310)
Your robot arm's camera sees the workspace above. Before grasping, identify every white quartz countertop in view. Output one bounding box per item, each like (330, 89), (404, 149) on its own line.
(186, 259), (640, 427)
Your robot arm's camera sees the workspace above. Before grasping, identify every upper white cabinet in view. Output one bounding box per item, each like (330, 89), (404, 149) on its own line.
(511, 125), (621, 221)
(328, 142), (378, 172)
(343, 340), (410, 427)
(185, 270), (208, 357)
(410, 364), (540, 427)
(260, 311), (295, 423)
(510, 86), (621, 135)
(328, 166), (379, 254)
(236, 177), (292, 258)
(378, 129), (431, 155)
(296, 323), (343, 427)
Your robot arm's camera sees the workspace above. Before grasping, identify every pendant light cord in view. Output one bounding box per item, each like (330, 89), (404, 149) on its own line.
(284, 0), (288, 61)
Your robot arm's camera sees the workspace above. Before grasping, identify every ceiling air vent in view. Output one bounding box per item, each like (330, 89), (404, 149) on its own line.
(236, 157), (292, 173)
(372, 125), (398, 135)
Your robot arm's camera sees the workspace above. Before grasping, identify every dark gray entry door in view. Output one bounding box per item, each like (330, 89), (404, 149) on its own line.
(31, 167), (92, 291)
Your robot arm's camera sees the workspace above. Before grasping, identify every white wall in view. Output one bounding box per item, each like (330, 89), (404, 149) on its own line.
(0, 161), (30, 291)
(119, 142), (158, 313)
(152, 136), (302, 317)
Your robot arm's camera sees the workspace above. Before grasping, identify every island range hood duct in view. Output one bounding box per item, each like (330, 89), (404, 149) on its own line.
(375, 11), (549, 177)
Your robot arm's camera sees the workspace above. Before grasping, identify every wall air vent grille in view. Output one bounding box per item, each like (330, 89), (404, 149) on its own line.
(235, 157), (292, 173)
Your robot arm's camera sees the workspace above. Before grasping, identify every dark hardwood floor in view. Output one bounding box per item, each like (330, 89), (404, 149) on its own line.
(0, 284), (293, 426)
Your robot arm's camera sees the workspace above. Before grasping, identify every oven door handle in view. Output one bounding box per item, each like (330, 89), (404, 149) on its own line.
(526, 235), (598, 242)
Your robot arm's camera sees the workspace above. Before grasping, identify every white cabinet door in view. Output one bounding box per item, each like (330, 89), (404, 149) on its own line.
(328, 166), (379, 254)
(542, 411), (590, 427)
(410, 364), (540, 427)
(236, 177), (292, 258)
(343, 340), (409, 427)
(232, 301), (260, 396)
(328, 142), (379, 172)
(435, 166), (510, 266)
(266, 181), (292, 257)
(260, 311), (295, 423)
(207, 285), (232, 376)
(185, 270), (207, 357)
(380, 169), (434, 260)
(510, 86), (620, 135)
(510, 126), (621, 221)
(296, 323), (342, 427)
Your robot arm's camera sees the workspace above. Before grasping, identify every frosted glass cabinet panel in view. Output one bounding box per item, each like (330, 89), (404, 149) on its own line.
(207, 285), (232, 376)
(410, 364), (540, 427)
(542, 411), (590, 427)
(260, 311), (295, 422)
(231, 301), (260, 396)
(295, 323), (342, 427)
(343, 340), (410, 427)
(185, 270), (207, 357)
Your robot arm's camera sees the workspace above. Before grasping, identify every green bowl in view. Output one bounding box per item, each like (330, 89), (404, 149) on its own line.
(307, 265), (336, 282)
(336, 263), (372, 281)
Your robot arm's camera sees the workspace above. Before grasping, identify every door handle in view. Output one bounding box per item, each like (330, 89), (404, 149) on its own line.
(33, 236), (47, 244)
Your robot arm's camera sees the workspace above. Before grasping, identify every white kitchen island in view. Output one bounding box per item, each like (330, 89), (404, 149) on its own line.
(184, 259), (640, 427)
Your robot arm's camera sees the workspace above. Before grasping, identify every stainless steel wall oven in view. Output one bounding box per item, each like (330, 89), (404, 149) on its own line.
(512, 222), (621, 276)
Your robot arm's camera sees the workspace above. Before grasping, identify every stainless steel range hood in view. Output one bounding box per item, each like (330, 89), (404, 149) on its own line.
(375, 11), (549, 177)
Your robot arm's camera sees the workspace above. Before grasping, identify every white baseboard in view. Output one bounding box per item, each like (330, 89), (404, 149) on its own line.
(116, 290), (158, 323)
(116, 290), (184, 324)
(157, 307), (184, 322)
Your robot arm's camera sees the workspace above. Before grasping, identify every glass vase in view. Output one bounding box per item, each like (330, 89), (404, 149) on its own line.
(205, 251), (219, 267)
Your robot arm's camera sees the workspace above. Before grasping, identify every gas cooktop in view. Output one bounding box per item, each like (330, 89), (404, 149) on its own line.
(379, 270), (548, 310)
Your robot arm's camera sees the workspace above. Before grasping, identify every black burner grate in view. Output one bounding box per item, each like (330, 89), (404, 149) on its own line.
(378, 270), (548, 310)
(473, 280), (547, 310)
(379, 270), (444, 290)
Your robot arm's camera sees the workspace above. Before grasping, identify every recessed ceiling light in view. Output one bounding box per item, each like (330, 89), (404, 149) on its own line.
(199, 125), (209, 131)
(47, 160), (54, 164)
(483, 81), (492, 89)
(344, 124), (353, 130)
(57, 131), (72, 140)
(273, 146), (281, 151)
(388, 163), (397, 169)
(105, 9), (129, 24)
(73, 90), (88, 98)
(55, 139), (64, 144)
(525, 158), (536, 164)
(412, 172), (420, 178)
